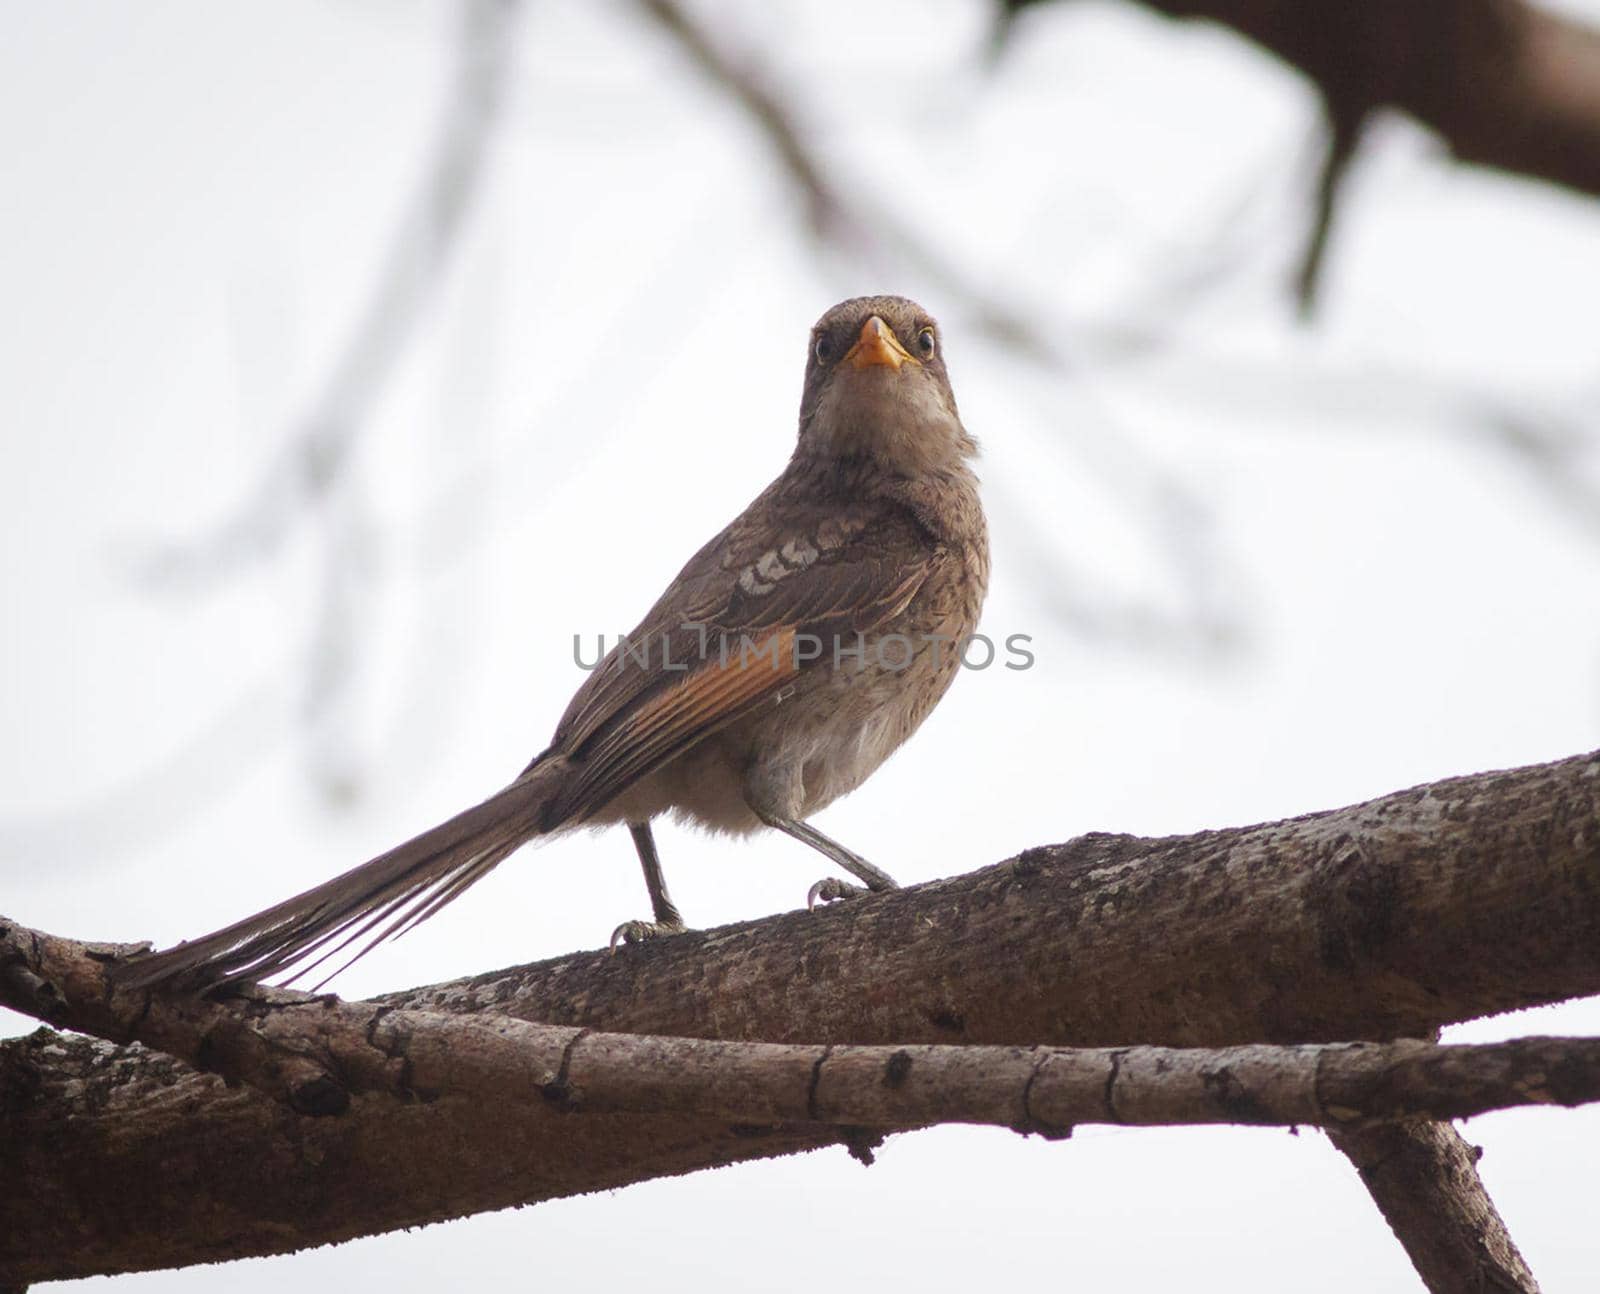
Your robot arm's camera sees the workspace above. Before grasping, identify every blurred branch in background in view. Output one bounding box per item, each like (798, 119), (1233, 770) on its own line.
(1002, 0), (1600, 306)
(644, 0), (1600, 661)
(1296, 91), (1370, 315)
(636, 0), (1066, 360)
(142, 0), (518, 585)
(27, 0), (1600, 851)
(1140, 348), (1600, 551)
(1, 0), (524, 857)
(640, 0), (1250, 661)
(0, 678), (289, 872)
(1129, 0), (1600, 196)
(1488, 398), (1600, 548)
(139, 0), (521, 805)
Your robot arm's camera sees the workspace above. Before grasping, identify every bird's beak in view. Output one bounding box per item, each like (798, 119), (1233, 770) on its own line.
(844, 315), (918, 371)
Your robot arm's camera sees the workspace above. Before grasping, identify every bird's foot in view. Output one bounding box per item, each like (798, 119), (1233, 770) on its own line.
(608, 917), (687, 954)
(806, 877), (869, 909)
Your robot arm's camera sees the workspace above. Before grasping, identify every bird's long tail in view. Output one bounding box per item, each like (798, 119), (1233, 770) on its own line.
(114, 756), (569, 993)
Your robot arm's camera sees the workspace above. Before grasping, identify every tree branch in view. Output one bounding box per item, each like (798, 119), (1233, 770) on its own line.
(388, 749), (1600, 1048)
(1329, 1120), (1540, 1294)
(1295, 95), (1369, 316)
(1109, 0), (1600, 199)
(4, 750), (1597, 1282)
(7, 919), (1600, 1134)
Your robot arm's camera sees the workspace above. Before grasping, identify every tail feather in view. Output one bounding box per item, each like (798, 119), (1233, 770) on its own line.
(293, 840), (520, 991)
(114, 759), (565, 993)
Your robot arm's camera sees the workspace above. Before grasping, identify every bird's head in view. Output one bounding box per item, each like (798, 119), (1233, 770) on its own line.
(796, 295), (976, 477)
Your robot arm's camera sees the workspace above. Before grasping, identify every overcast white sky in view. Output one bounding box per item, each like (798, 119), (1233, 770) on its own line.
(4, 1), (1600, 1289)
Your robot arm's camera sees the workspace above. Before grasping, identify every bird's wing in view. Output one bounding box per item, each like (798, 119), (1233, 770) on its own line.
(544, 496), (939, 823)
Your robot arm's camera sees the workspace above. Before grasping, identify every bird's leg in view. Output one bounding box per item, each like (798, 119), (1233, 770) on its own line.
(609, 821), (688, 951)
(757, 812), (900, 909)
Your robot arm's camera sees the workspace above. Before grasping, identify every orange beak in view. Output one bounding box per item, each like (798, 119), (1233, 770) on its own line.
(843, 315), (918, 371)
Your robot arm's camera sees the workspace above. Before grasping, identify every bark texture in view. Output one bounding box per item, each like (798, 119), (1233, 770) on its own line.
(1329, 1120), (1540, 1293)
(8, 924), (1600, 1130)
(395, 750), (1600, 1047)
(3, 751), (1597, 1284)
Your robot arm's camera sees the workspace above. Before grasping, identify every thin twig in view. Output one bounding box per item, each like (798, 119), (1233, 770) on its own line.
(1296, 95), (1370, 316)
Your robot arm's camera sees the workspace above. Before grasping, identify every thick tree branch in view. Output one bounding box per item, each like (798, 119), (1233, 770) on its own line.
(6, 920), (1600, 1135)
(0, 1027), (847, 1287)
(4, 750), (1597, 1282)
(391, 749), (1600, 1046)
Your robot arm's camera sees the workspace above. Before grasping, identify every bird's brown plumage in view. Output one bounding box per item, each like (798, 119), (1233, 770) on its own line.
(116, 294), (989, 991)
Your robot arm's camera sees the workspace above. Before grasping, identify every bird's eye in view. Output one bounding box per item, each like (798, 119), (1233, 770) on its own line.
(814, 334), (833, 364)
(916, 327), (937, 358)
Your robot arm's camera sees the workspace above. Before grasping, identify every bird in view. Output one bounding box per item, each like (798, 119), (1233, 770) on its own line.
(115, 294), (990, 993)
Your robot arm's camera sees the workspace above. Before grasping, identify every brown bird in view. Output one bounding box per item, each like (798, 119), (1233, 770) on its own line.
(117, 294), (990, 992)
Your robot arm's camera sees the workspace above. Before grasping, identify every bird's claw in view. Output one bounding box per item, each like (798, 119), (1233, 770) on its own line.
(608, 918), (684, 954)
(806, 877), (867, 910)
